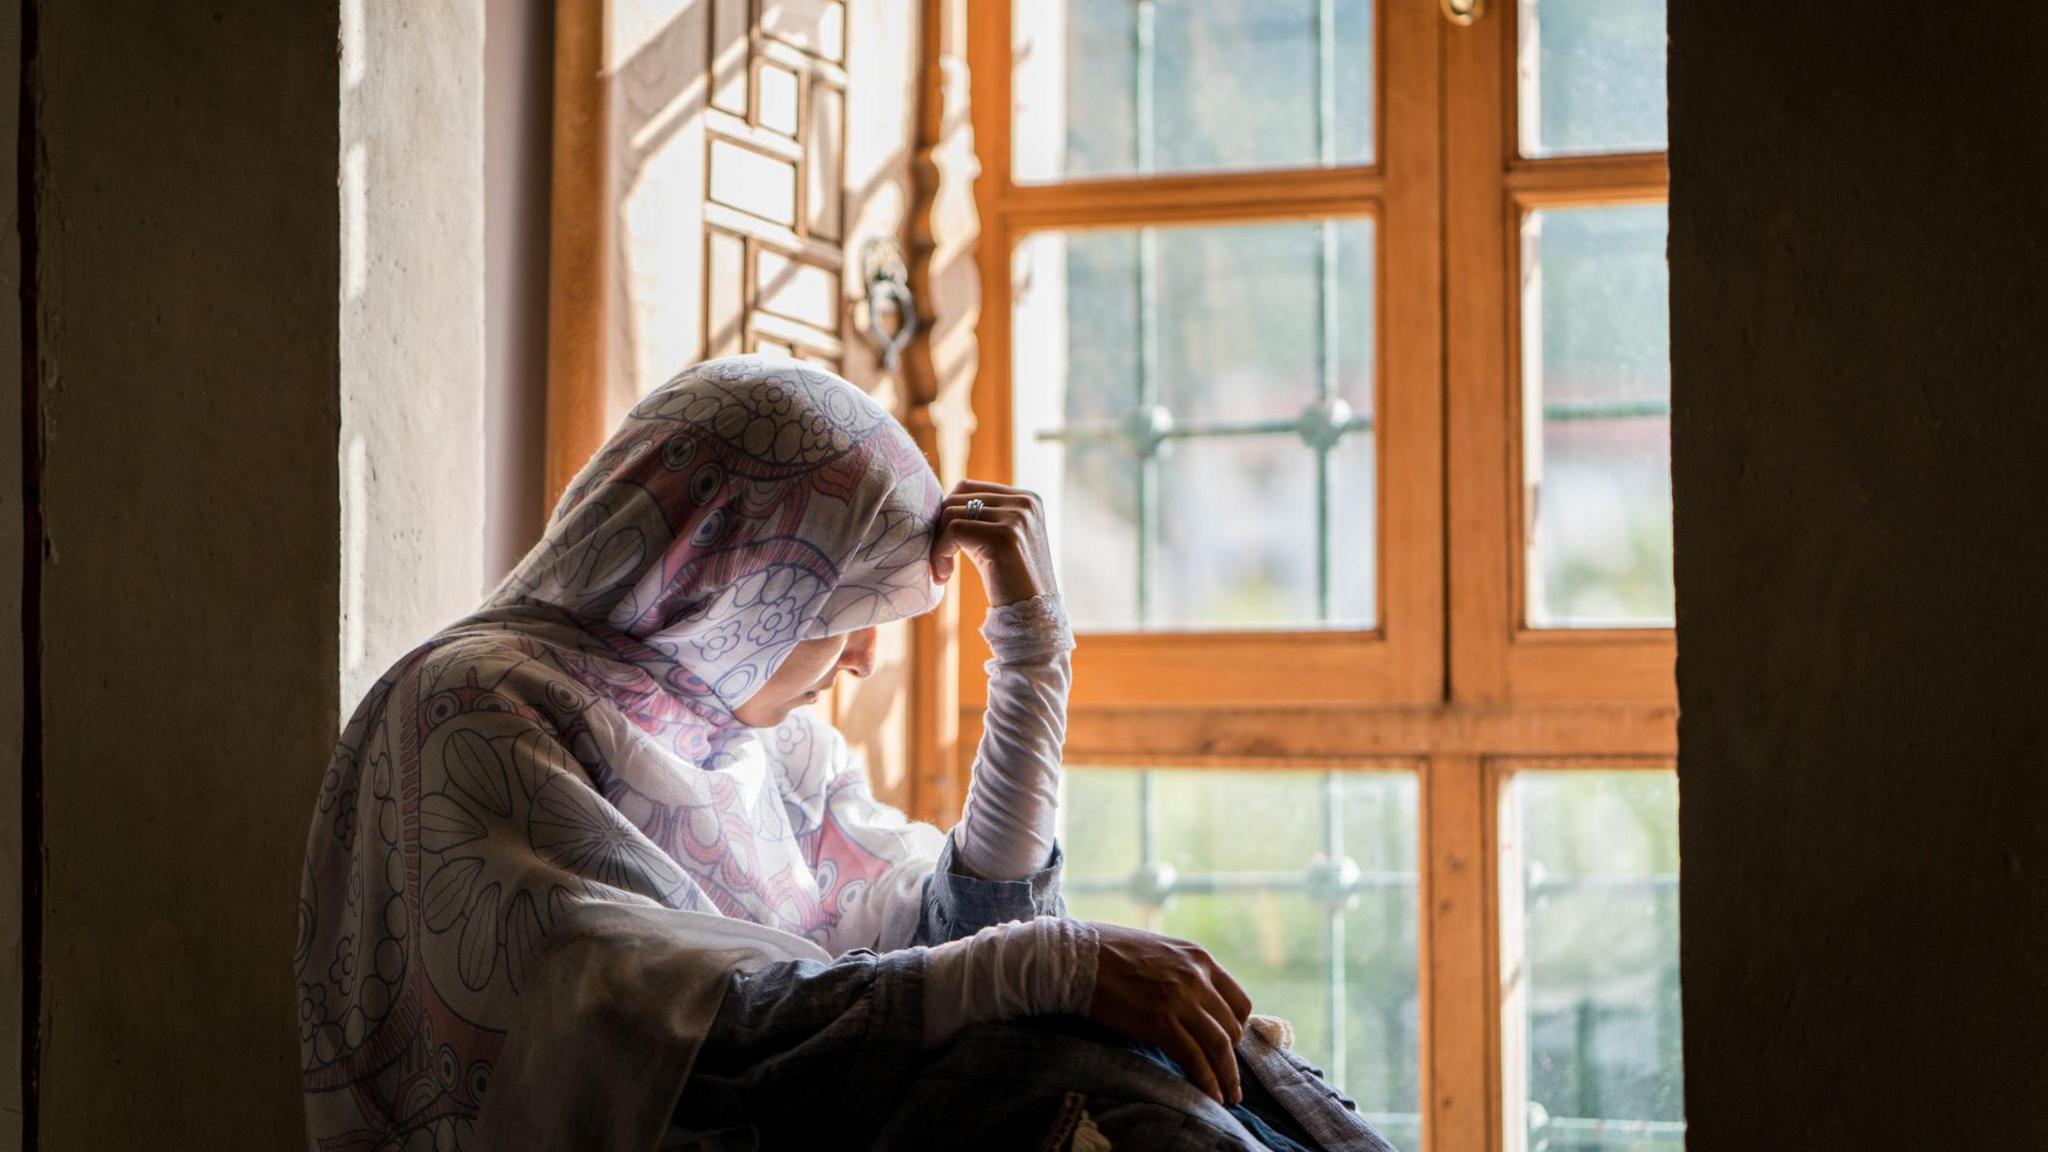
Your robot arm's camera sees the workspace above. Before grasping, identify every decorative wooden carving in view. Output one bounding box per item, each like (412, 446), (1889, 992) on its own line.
(901, 0), (979, 824)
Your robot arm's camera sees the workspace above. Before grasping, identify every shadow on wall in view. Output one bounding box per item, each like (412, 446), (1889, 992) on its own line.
(484, 0), (555, 586)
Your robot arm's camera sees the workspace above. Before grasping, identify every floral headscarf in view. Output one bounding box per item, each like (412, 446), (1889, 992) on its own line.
(493, 355), (945, 748)
(300, 358), (950, 1150)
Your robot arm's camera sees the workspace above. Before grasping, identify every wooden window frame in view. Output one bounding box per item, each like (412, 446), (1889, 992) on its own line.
(964, 0), (1446, 714)
(1445, 0), (1674, 708)
(959, 4), (1678, 1152)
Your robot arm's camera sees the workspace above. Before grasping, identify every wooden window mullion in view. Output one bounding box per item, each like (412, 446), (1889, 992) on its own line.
(1424, 752), (1497, 1152)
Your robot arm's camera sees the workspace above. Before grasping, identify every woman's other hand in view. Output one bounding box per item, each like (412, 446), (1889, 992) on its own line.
(1085, 923), (1255, 1107)
(931, 480), (1059, 607)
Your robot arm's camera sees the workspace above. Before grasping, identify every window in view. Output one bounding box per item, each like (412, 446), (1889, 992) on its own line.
(968, 2), (1677, 1149)
(1011, 217), (1378, 633)
(1065, 764), (1424, 1146)
(1499, 766), (1682, 1152)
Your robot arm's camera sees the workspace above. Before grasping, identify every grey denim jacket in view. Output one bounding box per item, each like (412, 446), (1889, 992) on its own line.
(668, 836), (1397, 1152)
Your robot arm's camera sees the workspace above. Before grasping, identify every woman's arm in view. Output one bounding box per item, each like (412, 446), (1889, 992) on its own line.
(949, 591), (1074, 880)
(804, 481), (1076, 957)
(674, 923), (1097, 1142)
(682, 915), (1253, 1123)
(929, 482), (1075, 882)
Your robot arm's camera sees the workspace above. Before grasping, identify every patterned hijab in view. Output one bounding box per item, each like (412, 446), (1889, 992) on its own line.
(492, 355), (945, 747)
(300, 358), (948, 1150)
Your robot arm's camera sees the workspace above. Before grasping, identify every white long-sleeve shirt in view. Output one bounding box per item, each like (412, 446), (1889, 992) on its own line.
(920, 594), (1099, 1045)
(952, 592), (1077, 880)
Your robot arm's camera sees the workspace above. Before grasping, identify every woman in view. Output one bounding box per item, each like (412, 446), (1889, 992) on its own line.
(298, 358), (1393, 1151)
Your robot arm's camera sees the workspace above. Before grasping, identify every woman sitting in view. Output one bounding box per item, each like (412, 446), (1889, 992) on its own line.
(297, 357), (1394, 1151)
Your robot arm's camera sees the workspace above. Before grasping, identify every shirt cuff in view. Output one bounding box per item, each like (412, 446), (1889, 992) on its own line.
(914, 833), (1067, 946)
(980, 593), (1076, 664)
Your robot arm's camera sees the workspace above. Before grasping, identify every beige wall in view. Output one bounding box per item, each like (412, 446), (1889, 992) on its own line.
(31, 4), (341, 1146)
(1670, 1), (2048, 1146)
(17, 1), (486, 1145)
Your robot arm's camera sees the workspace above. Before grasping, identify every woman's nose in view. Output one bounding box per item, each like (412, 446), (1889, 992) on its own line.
(838, 627), (879, 678)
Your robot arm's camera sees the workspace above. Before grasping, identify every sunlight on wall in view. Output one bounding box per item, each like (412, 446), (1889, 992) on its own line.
(612, 0), (710, 418)
(337, 0), (485, 715)
(343, 433), (368, 673)
(342, 142), (367, 302)
(341, 0), (366, 89)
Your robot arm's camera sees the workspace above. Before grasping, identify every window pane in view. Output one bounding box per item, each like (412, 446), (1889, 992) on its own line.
(1504, 770), (1684, 1152)
(1518, 0), (1667, 157)
(1062, 767), (1421, 1148)
(1012, 219), (1377, 632)
(1522, 204), (1671, 628)
(1013, 0), (1373, 183)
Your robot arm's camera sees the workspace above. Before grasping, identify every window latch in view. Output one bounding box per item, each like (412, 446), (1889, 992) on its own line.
(1440, 0), (1483, 26)
(860, 236), (918, 372)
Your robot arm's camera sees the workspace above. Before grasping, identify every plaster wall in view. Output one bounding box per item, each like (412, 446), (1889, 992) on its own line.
(340, 0), (487, 715)
(1670, 3), (2048, 1147)
(23, 0), (485, 1143)
(31, 3), (340, 1146)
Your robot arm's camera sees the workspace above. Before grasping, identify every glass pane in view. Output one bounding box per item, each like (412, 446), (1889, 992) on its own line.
(1062, 767), (1422, 1149)
(1151, 434), (1375, 628)
(1013, 0), (1373, 183)
(1012, 219), (1377, 632)
(1518, 0), (1667, 157)
(1505, 770), (1684, 1152)
(1522, 204), (1671, 628)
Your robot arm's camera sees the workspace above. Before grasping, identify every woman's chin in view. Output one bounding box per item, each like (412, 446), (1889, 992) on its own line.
(737, 693), (818, 729)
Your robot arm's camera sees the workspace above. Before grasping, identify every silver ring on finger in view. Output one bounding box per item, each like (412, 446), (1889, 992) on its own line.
(963, 497), (987, 520)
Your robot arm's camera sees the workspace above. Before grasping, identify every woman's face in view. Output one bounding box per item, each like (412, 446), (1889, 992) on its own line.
(731, 625), (880, 728)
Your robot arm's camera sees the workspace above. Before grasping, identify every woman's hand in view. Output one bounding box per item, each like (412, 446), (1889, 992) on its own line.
(930, 480), (1059, 607)
(1085, 923), (1255, 1107)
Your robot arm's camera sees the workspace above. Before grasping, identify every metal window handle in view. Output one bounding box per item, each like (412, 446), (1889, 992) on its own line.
(861, 236), (918, 371)
(1441, 0), (1483, 25)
